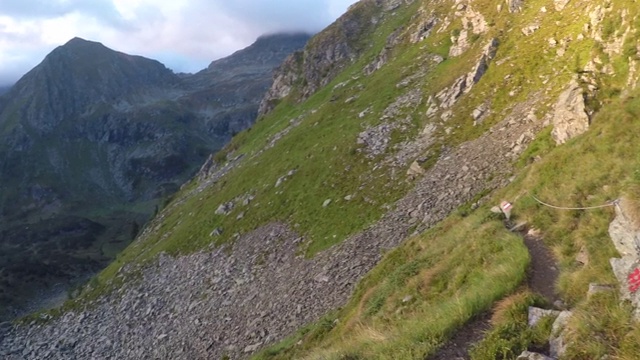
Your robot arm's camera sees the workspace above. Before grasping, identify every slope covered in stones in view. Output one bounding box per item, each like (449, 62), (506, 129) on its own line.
(3, 0), (640, 359)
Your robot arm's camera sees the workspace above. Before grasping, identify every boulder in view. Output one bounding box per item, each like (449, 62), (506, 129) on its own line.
(608, 200), (639, 257)
(407, 161), (426, 176)
(587, 283), (616, 298)
(549, 310), (573, 358)
(215, 202), (234, 216)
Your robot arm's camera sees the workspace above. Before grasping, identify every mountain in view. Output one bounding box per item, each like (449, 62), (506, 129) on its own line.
(0, 86), (10, 96)
(0, 34), (309, 320)
(4, 0), (640, 359)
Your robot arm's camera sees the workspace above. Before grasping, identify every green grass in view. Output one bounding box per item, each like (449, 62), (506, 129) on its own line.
(253, 210), (529, 359)
(469, 292), (552, 360)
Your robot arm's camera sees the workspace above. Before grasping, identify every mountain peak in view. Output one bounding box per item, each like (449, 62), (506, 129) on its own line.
(203, 32), (311, 75)
(61, 37), (106, 50)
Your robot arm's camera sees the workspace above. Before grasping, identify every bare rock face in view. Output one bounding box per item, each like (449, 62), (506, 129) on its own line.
(465, 38), (499, 92)
(449, 5), (488, 57)
(437, 38), (499, 109)
(259, 0), (416, 117)
(551, 79), (590, 144)
(608, 199), (640, 319)
(609, 199), (640, 258)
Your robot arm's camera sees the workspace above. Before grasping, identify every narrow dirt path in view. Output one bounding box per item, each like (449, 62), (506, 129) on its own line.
(427, 313), (491, 360)
(521, 229), (559, 303)
(427, 223), (559, 360)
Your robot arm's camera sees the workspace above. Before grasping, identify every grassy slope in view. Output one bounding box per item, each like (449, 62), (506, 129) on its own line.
(254, 76), (640, 360)
(252, 0), (640, 358)
(41, 0), (640, 358)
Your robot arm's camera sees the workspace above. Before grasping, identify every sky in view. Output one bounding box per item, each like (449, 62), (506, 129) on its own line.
(0, 0), (359, 86)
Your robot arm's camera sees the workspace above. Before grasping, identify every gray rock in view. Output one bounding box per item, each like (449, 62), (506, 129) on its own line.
(322, 199), (332, 208)
(575, 246), (589, 265)
(522, 24), (540, 36)
(275, 176), (286, 188)
(608, 201), (640, 258)
(528, 306), (560, 327)
(407, 161), (426, 176)
(549, 310), (573, 358)
(551, 78), (590, 144)
(411, 16), (437, 43)
(517, 351), (554, 360)
(243, 343), (262, 353)
(587, 283), (616, 298)
(215, 202), (234, 216)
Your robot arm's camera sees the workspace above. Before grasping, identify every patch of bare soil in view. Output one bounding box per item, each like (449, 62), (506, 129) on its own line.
(426, 313), (491, 360)
(427, 222), (559, 360)
(521, 229), (559, 303)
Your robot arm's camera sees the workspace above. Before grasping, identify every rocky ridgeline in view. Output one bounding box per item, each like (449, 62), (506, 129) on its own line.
(259, 0), (417, 116)
(0, 87), (546, 358)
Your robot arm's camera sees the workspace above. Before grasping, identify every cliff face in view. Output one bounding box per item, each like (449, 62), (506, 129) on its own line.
(0, 34), (308, 320)
(259, 0), (415, 115)
(4, 0), (640, 359)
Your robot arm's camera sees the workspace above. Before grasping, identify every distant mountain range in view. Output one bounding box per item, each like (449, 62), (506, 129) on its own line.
(0, 33), (310, 319)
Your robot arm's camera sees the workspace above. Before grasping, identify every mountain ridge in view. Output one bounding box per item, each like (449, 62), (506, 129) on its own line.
(0, 33), (309, 320)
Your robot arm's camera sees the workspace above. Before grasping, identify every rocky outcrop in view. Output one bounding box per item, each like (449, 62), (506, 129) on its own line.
(364, 27), (404, 75)
(258, 0), (416, 116)
(550, 79), (590, 144)
(257, 52), (304, 115)
(449, 5), (488, 57)
(410, 15), (437, 43)
(608, 199), (640, 319)
(437, 38), (499, 109)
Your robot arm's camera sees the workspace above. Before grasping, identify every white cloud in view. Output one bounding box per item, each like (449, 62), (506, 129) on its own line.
(0, 0), (359, 86)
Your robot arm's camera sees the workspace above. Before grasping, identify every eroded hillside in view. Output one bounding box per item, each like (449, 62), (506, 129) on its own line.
(2, 0), (640, 359)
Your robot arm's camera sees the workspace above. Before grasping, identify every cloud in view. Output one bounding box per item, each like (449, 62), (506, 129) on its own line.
(0, 0), (131, 29)
(0, 0), (359, 86)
